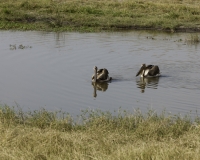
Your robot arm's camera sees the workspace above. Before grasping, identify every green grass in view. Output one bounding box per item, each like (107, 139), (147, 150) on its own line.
(0, 0), (200, 32)
(1, 105), (200, 159)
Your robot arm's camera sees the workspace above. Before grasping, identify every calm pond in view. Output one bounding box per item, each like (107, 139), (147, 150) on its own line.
(0, 30), (200, 116)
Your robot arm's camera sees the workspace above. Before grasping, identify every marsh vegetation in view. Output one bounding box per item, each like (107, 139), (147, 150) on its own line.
(1, 106), (200, 159)
(185, 34), (200, 44)
(0, 0), (200, 32)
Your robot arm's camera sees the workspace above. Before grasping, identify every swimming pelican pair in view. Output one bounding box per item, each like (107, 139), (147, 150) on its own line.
(91, 64), (160, 82)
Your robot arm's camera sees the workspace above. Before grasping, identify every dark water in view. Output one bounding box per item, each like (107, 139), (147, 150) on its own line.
(0, 30), (200, 116)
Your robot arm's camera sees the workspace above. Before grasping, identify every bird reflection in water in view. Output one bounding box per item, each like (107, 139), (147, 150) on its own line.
(92, 82), (109, 97)
(136, 77), (160, 93)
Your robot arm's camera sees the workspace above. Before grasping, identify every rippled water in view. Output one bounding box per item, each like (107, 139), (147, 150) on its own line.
(0, 30), (200, 116)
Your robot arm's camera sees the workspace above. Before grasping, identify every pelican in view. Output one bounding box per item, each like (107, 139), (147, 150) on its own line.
(136, 64), (160, 77)
(92, 66), (112, 83)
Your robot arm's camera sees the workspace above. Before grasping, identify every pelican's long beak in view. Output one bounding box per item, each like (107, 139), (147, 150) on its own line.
(136, 66), (144, 77)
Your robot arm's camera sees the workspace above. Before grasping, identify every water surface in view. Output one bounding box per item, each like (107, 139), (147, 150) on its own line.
(0, 30), (200, 116)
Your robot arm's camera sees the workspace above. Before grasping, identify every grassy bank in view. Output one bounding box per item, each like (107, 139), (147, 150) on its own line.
(1, 106), (200, 159)
(0, 0), (200, 32)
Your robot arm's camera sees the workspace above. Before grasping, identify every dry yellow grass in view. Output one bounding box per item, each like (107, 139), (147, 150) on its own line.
(1, 106), (200, 159)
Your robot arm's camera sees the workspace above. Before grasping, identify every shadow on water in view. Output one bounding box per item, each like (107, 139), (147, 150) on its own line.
(91, 82), (109, 97)
(136, 77), (160, 93)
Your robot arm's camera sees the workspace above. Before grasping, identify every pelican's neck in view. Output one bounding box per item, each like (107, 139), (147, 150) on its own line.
(94, 68), (97, 82)
(141, 70), (145, 77)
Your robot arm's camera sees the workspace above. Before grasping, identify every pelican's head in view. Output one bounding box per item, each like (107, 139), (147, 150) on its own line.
(93, 66), (98, 71)
(136, 64), (146, 77)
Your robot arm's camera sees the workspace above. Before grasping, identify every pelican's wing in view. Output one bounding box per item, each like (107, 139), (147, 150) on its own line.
(148, 66), (160, 76)
(103, 68), (109, 74)
(97, 69), (103, 75)
(97, 72), (106, 80)
(146, 65), (153, 69)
